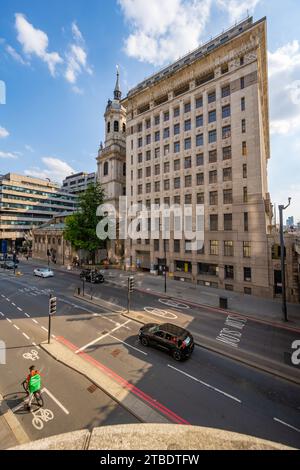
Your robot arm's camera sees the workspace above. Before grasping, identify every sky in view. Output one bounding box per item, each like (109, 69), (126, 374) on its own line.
(0, 0), (300, 223)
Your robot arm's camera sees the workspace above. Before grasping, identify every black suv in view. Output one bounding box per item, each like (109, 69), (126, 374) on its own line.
(80, 269), (104, 284)
(139, 323), (194, 361)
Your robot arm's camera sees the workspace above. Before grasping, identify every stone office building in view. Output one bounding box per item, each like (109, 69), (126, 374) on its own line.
(121, 16), (275, 299)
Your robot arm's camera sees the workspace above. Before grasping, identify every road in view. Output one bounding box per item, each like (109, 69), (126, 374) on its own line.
(0, 261), (300, 449)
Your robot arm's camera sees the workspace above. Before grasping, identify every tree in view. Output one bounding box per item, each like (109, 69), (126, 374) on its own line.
(64, 183), (106, 263)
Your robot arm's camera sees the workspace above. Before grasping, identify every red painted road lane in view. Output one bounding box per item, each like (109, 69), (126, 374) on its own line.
(57, 336), (189, 425)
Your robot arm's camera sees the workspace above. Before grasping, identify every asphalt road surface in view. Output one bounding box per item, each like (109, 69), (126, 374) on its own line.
(0, 262), (299, 449)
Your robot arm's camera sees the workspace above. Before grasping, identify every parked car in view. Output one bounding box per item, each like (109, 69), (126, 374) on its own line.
(139, 323), (194, 361)
(80, 269), (104, 284)
(2, 261), (17, 270)
(34, 268), (54, 278)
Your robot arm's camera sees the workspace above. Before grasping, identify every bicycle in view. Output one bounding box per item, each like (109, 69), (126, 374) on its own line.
(22, 380), (44, 409)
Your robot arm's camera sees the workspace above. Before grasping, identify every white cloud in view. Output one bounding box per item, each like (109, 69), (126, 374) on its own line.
(6, 44), (28, 65)
(65, 23), (92, 87)
(0, 126), (9, 138)
(15, 13), (63, 76)
(268, 40), (300, 78)
(25, 157), (75, 183)
(216, 0), (260, 22)
(0, 151), (18, 159)
(118, 0), (212, 66)
(25, 144), (34, 152)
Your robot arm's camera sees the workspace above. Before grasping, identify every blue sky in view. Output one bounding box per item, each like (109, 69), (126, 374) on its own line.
(0, 0), (300, 222)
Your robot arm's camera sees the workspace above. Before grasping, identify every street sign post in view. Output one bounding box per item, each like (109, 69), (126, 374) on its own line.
(127, 276), (135, 312)
(48, 295), (57, 344)
(90, 270), (96, 300)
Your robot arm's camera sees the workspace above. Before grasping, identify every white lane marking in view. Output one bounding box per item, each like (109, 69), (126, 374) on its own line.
(41, 326), (48, 333)
(51, 335), (56, 339)
(159, 298), (190, 310)
(32, 319), (38, 324)
(24, 313), (30, 318)
(144, 306), (177, 320)
(76, 320), (131, 354)
(168, 365), (242, 404)
(13, 324), (20, 330)
(273, 418), (300, 433)
(0, 312), (4, 317)
(22, 332), (30, 340)
(1, 294), (5, 298)
(42, 388), (69, 415)
(109, 334), (148, 356)
(6, 318), (12, 323)
(5, 297), (10, 302)
(11, 302), (16, 307)
(17, 307), (23, 312)
(32, 342), (41, 350)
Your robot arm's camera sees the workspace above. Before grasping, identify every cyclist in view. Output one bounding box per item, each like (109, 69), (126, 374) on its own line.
(25, 365), (42, 411)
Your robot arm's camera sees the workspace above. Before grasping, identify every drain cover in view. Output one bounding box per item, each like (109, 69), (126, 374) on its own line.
(87, 384), (97, 394)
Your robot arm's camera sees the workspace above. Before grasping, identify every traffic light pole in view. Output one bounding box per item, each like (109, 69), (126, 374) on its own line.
(127, 277), (131, 313)
(48, 294), (57, 344)
(48, 309), (52, 344)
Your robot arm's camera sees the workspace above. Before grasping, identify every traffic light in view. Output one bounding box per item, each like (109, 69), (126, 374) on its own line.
(49, 296), (57, 316)
(90, 270), (96, 283)
(128, 276), (135, 293)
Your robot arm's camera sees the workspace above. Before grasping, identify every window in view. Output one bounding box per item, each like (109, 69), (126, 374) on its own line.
(154, 240), (160, 252)
(197, 193), (204, 204)
(163, 128), (170, 139)
(208, 110), (216, 123)
(196, 133), (204, 146)
(225, 265), (234, 279)
(176, 260), (192, 273)
(221, 85), (230, 98)
(154, 115), (160, 125)
(164, 179), (170, 190)
(222, 105), (231, 118)
(146, 119), (151, 129)
(114, 121), (119, 132)
(184, 119), (191, 131)
(222, 125), (231, 139)
(146, 183), (151, 193)
(174, 123), (180, 135)
(241, 77), (245, 89)
(209, 150), (217, 163)
(243, 187), (248, 203)
(138, 169), (142, 179)
(221, 64), (228, 74)
(138, 137), (143, 148)
(184, 102), (191, 113)
(184, 156), (192, 169)
(242, 119), (246, 133)
(155, 181), (160, 192)
(155, 164), (160, 175)
(164, 144), (170, 156)
(155, 131), (160, 142)
(208, 91), (216, 103)
(146, 134), (151, 145)
(242, 141), (247, 156)
(104, 161), (109, 176)
(174, 195), (180, 205)
(107, 122), (111, 133)
(138, 153), (143, 163)
(209, 170), (218, 184)
(223, 167), (232, 182)
(196, 153), (204, 166)
(241, 97), (245, 111)
(210, 191), (218, 206)
(185, 194), (192, 204)
(196, 115), (203, 127)
(174, 107), (180, 117)
(164, 111), (170, 121)
(224, 241), (234, 257)
(223, 189), (232, 204)
(137, 122), (142, 132)
(223, 146), (231, 160)
(174, 240), (180, 253)
(138, 184), (143, 195)
(164, 161), (170, 173)
(224, 213), (232, 231)
(131, 140), (134, 150)
(146, 167), (151, 177)
(198, 263), (219, 276)
(210, 240), (219, 255)
(243, 164), (247, 178)
(209, 130), (217, 143)
(184, 138), (192, 150)
(210, 214), (218, 230)
(244, 267), (252, 282)
(197, 173), (204, 185)
(174, 159), (180, 171)
(243, 241), (251, 258)
(164, 197), (170, 207)
(155, 147), (160, 158)
(174, 177), (181, 189)
(240, 56), (244, 66)
(185, 175), (192, 187)
(196, 96), (203, 108)
(146, 150), (151, 161)
(244, 212), (249, 232)
(174, 142), (180, 153)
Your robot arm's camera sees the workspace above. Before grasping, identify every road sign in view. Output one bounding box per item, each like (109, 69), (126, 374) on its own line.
(1, 240), (7, 254)
(128, 276), (135, 293)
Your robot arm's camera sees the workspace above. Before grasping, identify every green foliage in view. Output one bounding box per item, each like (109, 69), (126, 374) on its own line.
(64, 183), (106, 259)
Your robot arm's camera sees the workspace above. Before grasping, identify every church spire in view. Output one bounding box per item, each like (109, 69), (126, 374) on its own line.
(114, 66), (122, 101)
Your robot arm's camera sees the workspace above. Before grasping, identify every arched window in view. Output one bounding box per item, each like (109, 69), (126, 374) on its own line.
(107, 122), (111, 133)
(114, 120), (119, 132)
(104, 161), (109, 176)
(123, 163), (126, 177)
(123, 123), (126, 133)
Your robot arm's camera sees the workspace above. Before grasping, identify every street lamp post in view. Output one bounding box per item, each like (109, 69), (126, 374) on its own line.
(164, 238), (167, 294)
(279, 198), (291, 322)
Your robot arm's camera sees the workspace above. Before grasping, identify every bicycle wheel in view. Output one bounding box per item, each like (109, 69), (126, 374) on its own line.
(22, 381), (29, 395)
(34, 391), (44, 408)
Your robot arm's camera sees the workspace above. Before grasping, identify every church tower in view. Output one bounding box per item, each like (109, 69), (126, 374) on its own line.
(97, 69), (126, 261)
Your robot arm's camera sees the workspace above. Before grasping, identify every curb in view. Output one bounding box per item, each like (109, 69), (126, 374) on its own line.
(0, 393), (30, 447)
